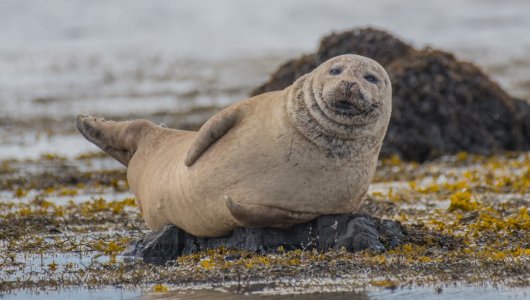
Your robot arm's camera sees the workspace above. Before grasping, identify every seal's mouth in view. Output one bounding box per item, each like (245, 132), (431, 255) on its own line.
(331, 100), (363, 115)
(324, 99), (381, 120)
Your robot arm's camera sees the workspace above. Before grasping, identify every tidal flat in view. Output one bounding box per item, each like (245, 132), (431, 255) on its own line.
(0, 151), (528, 299)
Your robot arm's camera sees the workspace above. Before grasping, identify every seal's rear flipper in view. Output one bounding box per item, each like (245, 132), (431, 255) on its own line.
(225, 195), (319, 228)
(75, 114), (156, 166)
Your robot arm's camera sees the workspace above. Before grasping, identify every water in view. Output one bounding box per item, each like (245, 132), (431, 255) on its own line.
(1, 0), (529, 132)
(1, 288), (138, 300)
(2, 285), (528, 300)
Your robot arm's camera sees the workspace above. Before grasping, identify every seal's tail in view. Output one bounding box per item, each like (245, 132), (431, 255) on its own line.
(75, 114), (156, 166)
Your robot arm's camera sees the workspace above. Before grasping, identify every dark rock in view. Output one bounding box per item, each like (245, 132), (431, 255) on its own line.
(252, 27), (530, 162)
(123, 214), (406, 264)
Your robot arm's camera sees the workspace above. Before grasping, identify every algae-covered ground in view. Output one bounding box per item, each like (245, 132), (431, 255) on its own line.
(0, 150), (528, 298)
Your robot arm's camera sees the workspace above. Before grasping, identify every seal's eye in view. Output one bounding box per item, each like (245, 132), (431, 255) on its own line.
(364, 74), (379, 84)
(330, 67), (342, 76)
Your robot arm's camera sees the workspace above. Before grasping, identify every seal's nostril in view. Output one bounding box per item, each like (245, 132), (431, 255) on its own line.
(341, 81), (351, 92)
(342, 81), (356, 90)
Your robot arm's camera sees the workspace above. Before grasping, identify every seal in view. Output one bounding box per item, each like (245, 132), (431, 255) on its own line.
(76, 54), (392, 237)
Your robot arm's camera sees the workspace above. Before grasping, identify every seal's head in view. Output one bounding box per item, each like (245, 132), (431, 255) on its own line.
(310, 54), (391, 127)
(288, 54), (392, 158)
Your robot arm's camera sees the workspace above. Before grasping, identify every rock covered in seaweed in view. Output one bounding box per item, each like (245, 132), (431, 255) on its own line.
(252, 27), (530, 162)
(123, 214), (406, 264)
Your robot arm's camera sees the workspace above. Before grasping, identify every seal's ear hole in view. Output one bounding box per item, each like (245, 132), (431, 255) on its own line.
(330, 67), (342, 76)
(364, 74), (379, 84)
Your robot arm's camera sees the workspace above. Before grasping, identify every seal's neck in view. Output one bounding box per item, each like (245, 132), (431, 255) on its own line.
(286, 75), (384, 160)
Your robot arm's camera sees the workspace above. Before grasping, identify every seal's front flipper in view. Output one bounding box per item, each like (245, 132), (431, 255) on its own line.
(225, 195), (319, 228)
(184, 107), (240, 167)
(76, 114), (156, 166)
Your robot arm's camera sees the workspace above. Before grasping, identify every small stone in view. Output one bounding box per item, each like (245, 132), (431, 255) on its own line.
(224, 254), (242, 261)
(459, 211), (479, 224)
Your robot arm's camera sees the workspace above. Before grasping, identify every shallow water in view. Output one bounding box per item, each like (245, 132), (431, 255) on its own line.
(2, 285), (529, 300)
(1, 288), (138, 300)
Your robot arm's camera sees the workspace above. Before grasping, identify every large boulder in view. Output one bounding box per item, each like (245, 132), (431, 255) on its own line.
(252, 28), (530, 161)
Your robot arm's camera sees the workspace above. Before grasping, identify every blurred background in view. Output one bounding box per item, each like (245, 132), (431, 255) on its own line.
(1, 0), (529, 159)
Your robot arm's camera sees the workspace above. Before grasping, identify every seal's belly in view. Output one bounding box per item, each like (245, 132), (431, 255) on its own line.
(190, 123), (373, 216)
